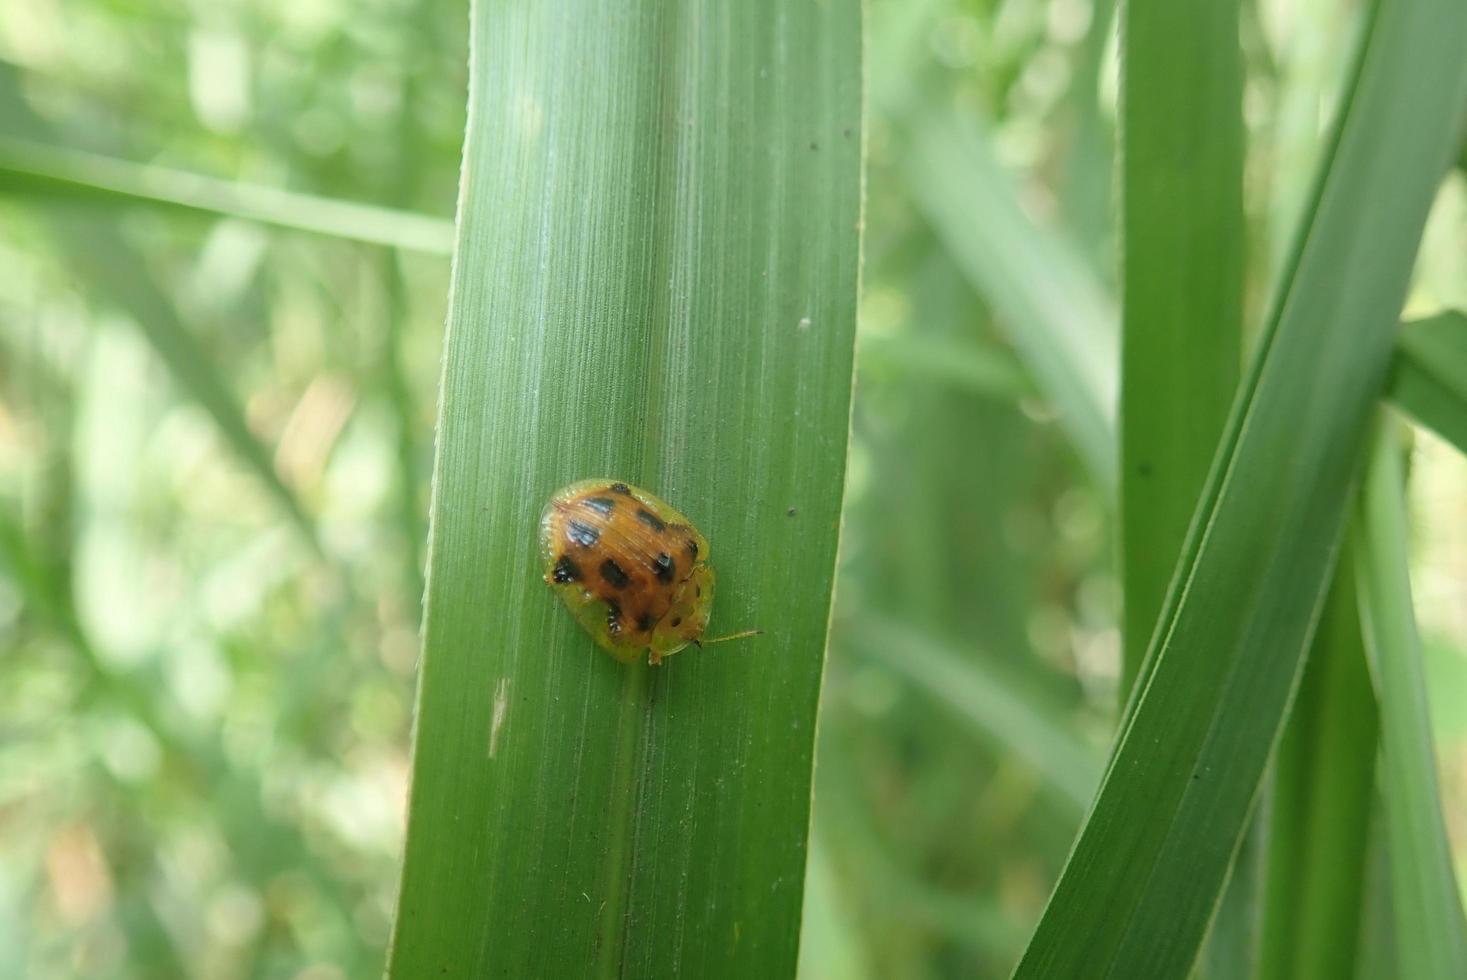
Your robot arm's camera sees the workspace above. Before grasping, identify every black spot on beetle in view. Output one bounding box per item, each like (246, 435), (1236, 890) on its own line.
(583, 496), (616, 516)
(600, 558), (630, 589)
(637, 612), (656, 632)
(653, 553), (675, 584)
(695, 586), (702, 598)
(552, 555), (581, 583)
(567, 520), (599, 547)
(606, 600), (622, 635)
(687, 540), (699, 559)
(636, 508), (666, 533)
(609, 482), (631, 494)
(671, 616), (682, 627)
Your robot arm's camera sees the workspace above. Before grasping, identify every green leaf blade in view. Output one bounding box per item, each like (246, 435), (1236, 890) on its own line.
(388, 3), (862, 977)
(0, 136), (454, 253)
(1118, 0), (1245, 692)
(1356, 421), (1467, 980)
(1258, 569), (1378, 980)
(1388, 311), (1467, 456)
(1014, 2), (1467, 976)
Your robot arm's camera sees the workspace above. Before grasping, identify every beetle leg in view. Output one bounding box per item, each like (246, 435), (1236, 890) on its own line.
(648, 648), (662, 666)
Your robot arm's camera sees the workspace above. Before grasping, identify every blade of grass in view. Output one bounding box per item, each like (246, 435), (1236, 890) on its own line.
(1387, 311), (1467, 456)
(1118, 0), (1244, 694)
(1118, 5), (1249, 966)
(1357, 813), (1402, 979)
(1355, 419), (1467, 979)
(1014, 3), (1467, 976)
(0, 135), (454, 253)
(386, 1), (862, 976)
(1258, 568), (1378, 980)
(1200, 819), (1264, 980)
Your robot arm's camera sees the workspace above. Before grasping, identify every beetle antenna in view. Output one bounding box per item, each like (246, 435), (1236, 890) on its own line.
(700, 629), (763, 646)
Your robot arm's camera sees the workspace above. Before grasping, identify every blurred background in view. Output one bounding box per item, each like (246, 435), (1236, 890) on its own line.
(2, 0), (1465, 977)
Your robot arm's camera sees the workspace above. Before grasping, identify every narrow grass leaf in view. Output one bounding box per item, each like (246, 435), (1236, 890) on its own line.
(1117, 4), (1249, 964)
(387, 2), (861, 977)
(1200, 819), (1264, 980)
(1014, 3), (1467, 976)
(1357, 817), (1403, 980)
(1355, 420), (1467, 980)
(1387, 311), (1467, 456)
(1118, 0), (1244, 692)
(1258, 569), (1378, 980)
(0, 136), (453, 253)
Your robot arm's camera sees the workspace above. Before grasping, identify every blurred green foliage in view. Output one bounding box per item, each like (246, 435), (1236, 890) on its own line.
(1, 0), (460, 975)
(2, 0), (1466, 977)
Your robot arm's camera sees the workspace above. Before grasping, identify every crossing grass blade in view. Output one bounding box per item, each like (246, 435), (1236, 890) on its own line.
(1355, 420), (1467, 980)
(1387, 311), (1467, 456)
(1013, 2), (1467, 976)
(1258, 569), (1378, 980)
(0, 135), (453, 253)
(386, 1), (862, 977)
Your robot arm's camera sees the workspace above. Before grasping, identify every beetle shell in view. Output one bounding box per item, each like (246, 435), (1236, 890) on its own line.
(539, 479), (714, 664)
